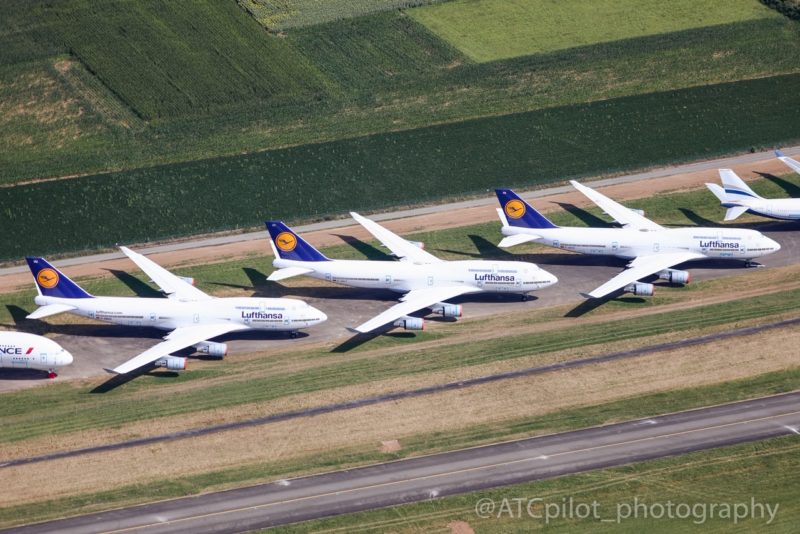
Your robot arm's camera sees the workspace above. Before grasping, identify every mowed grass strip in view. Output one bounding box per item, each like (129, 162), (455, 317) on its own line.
(271, 436), (800, 533)
(2, 285), (799, 444)
(409, 0), (778, 61)
(2, 73), (800, 260)
(1, 368), (798, 528)
(239, 0), (442, 29)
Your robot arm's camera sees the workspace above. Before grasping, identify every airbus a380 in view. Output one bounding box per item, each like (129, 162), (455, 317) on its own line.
(495, 182), (780, 299)
(0, 331), (72, 378)
(265, 213), (557, 333)
(706, 150), (800, 221)
(25, 248), (326, 374)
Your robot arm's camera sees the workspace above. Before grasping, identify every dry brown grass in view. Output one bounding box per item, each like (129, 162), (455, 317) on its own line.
(3, 322), (798, 507)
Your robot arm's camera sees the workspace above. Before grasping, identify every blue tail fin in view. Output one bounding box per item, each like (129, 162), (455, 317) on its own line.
(265, 222), (330, 262)
(495, 189), (558, 229)
(26, 257), (93, 298)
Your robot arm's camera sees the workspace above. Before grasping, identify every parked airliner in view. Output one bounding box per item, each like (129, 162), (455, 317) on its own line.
(706, 151), (800, 221)
(495, 183), (780, 299)
(265, 213), (557, 333)
(25, 249), (326, 374)
(0, 331), (72, 378)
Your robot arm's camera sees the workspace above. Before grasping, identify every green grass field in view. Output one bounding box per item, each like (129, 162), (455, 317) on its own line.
(3, 73), (800, 261)
(238, 0), (443, 29)
(409, 0), (778, 61)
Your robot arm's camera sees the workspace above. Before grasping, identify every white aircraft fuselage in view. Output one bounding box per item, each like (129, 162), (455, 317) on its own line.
(0, 331), (72, 372)
(273, 258), (556, 294)
(724, 197), (800, 221)
(501, 225), (780, 261)
(33, 295), (327, 332)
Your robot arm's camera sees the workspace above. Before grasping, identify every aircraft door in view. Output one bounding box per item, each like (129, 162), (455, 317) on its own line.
(193, 313), (200, 324)
(427, 276), (434, 286)
(385, 274), (393, 285)
(653, 242), (660, 253)
(612, 241), (619, 253)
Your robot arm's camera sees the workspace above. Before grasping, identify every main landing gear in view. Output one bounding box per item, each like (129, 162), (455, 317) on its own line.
(745, 261), (765, 268)
(289, 331), (299, 339)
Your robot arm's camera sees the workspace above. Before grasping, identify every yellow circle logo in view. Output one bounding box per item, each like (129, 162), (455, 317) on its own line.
(504, 199), (526, 219)
(37, 268), (59, 289)
(275, 232), (297, 252)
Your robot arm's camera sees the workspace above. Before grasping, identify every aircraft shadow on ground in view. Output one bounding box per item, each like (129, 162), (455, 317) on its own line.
(331, 234), (394, 261)
(330, 326), (420, 353)
(105, 269), (162, 297)
(757, 172), (800, 198)
(90, 366), (179, 393)
(0, 368), (53, 381)
(551, 202), (615, 227)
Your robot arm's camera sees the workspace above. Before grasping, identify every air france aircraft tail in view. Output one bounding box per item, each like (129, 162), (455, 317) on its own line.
(265, 221), (330, 262)
(494, 189), (559, 229)
(26, 257), (93, 299)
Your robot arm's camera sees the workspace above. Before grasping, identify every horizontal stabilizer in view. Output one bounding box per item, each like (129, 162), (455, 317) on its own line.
(725, 206), (749, 221)
(776, 150), (800, 174)
(26, 304), (76, 319)
(267, 266), (314, 282)
(705, 183), (728, 203)
(498, 234), (540, 248)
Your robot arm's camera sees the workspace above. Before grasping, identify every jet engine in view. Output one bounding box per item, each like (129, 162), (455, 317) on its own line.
(193, 341), (227, 358)
(657, 269), (691, 284)
(393, 316), (425, 330)
(430, 302), (462, 318)
(623, 282), (654, 296)
(154, 356), (187, 370)
(407, 241), (425, 249)
(628, 208), (645, 216)
(178, 276), (195, 286)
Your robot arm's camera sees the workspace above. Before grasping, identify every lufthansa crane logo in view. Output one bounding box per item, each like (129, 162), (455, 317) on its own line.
(275, 232), (298, 252)
(37, 268), (59, 289)
(504, 199), (526, 219)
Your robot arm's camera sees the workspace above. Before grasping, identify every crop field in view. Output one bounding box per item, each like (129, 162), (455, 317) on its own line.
(238, 0), (444, 29)
(2, 74), (800, 261)
(408, 0), (779, 61)
(2, 4), (799, 184)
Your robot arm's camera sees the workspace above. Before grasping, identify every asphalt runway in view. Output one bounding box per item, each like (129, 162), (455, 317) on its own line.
(6, 392), (799, 533)
(2, 220), (799, 392)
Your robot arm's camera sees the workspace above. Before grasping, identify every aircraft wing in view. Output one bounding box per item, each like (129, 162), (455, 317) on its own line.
(570, 180), (663, 231)
(107, 323), (248, 374)
(352, 286), (482, 333)
(120, 246), (211, 301)
(349, 212), (442, 264)
(776, 150), (800, 174)
(585, 252), (704, 299)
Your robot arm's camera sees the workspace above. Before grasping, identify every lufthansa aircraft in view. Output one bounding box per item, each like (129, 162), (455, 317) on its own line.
(25, 248), (327, 374)
(706, 151), (800, 221)
(265, 213), (558, 333)
(495, 183), (780, 299)
(0, 331), (72, 378)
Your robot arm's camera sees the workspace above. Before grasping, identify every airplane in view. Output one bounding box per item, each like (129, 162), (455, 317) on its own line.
(706, 150), (800, 221)
(0, 331), (72, 378)
(25, 248), (327, 375)
(265, 214), (558, 333)
(494, 182), (781, 299)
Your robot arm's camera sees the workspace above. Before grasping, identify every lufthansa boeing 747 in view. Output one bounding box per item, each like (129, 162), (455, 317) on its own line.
(265, 213), (557, 333)
(25, 249), (326, 374)
(495, 183), (780, 299)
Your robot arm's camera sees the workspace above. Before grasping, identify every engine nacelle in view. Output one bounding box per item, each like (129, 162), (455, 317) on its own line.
(407, 240), (425, 250)
(628, 208), (645, 216)
(154, 356), (187, 370)
(657, 269), (691, 285)
(430, 302), (462, 318)
(393, 316), (425, 330)
(178, 276), (195, 286)
(193, 341), (227, 358)
(623, 282), (654, 296)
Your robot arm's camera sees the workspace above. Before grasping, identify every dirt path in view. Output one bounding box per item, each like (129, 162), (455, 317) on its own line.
(0, 155), (794, 293)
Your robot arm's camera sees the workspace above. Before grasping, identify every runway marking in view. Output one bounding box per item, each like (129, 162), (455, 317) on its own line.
(103, 408), (800, 533)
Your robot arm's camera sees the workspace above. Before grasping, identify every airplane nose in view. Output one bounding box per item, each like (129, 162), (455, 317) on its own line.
(312, 307), (327, 324)
(58, 351), (73, 366)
